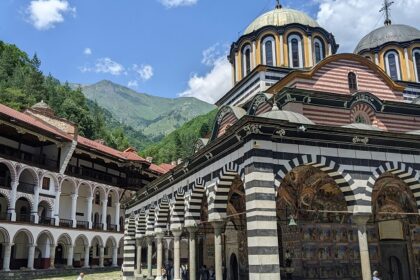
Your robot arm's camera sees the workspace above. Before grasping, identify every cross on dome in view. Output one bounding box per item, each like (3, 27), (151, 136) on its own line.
(380, 0), (394, 26)
(275, 0), (282, 9)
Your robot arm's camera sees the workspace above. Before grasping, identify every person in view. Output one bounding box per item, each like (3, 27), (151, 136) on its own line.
(199, 265), (209, 280)
(373, 271), (380, 280)
(76, 272), (84, 280)
(208, 266), (215, 280)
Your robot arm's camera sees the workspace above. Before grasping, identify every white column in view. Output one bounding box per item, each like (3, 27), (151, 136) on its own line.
(404, 48), (411, 80)
(32, 185), (40, 223)
(67, 245), (74, 267)
(101, 199), (107, 231)
(280, 34), (284, 66)
(308, 36), (313, 67)
(49, 244), (56, 269)
(70, 193), (77, 228)
(146, 236), (153, 279)
(187, 227), (198, 280)
(235, 52), (239, 83)
(54, 190), (61, 226)
(27, 244), (35, 270)
(375, 53), (379, 65)
(83, 246), (90, 268)
(2, 242), (12, 271)
(86, 196), (93, 229)
(136, 238), (143, 274)
(213, 222), (224, 280)
(112, 246), (118, 267)
(354, 215), (372, 280)
(155, 233), (164, 279)
(173, 230), (182, 280)
(9, 181), (17, 221)
(252, 41), (257, 69)
(115, 202), (121, 231)
(99, 246), (105, 267)
(328, 43), (332, 55)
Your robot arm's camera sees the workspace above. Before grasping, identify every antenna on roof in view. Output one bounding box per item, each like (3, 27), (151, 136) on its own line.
(380, 0), (394, 26)
(275, 0), (282, 9)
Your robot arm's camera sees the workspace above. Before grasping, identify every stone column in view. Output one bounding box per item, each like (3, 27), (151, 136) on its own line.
(354, 215), (372, 280)
(70, 193), (78, 228)
(187, 227), (198, 280)
(27, 244), (36, 270)
(115, 202), (121, 231)
(67, 245), (74, 267)
(213, 222), (224, 280)
(101, 199), (108, 230)
(32, 185), (40, 224)
(404, 48), (411, 80)
(83, 246), (90, 268)
(99, 246), (105, 267)
(54, 190), (61, 226)
(155, 233), (164, 279)
(86, 196), (93, 229)
(9, 181), (17, 221)
(112, 246), (118, 267)
(146, 236), (153, 279)
(2, 242), (12, 271)
(49, 244), (56, 269)
(164, 238), (170, 265)
(136, 238), (143, 274)
(172, 230), (183, 280)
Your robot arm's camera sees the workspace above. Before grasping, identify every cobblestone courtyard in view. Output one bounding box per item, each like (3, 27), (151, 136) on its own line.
(36, 271), (122, 280)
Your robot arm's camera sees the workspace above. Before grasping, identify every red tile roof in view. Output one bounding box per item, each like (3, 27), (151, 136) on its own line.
(159, 163), (175, 173)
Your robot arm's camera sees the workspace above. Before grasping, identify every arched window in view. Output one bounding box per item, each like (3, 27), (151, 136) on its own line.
(242, 45), (252, 77)
(261, 36), (276, 66)
(384, 51), (401, 80)
(313, 38), (324, 64)
(348, 72), (358, 92)
(95, 191), (100, 205)
(413, 49), (420, 82)
(288, 34), (303, 68)
(354, 112), (370, 125)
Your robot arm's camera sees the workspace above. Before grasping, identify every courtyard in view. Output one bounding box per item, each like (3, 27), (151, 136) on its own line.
(36, 271), (122, 280)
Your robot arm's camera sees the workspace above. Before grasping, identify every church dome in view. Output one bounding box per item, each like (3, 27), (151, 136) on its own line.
(259, 104), (314, 125)
(244, 7), (319, 35)
(354, 24), (420, 54)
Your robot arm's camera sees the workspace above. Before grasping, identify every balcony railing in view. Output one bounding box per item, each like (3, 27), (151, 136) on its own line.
(16, 213), (33, 223)
(65, 165), (125, 187)
(39, 217), (55, 226)
(76, 220), (89, 229)
(93, 222), (103, 230)
(59, 219), (73, 228)
(0, 144), (58, 170)
(0, 212), (11, 221)
(17, 182), (36, 194)
(108, 224), (117, 232)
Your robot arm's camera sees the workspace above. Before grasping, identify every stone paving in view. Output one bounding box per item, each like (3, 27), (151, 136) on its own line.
(35, 270), (122, 280)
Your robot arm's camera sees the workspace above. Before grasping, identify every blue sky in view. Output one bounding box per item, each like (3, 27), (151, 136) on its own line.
(1, 0), (420, 103)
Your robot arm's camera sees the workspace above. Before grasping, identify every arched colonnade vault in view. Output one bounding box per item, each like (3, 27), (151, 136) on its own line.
(123, 155), (420, 280)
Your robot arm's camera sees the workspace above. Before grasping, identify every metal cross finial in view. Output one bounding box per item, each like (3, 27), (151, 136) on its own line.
(275, 0), (282, 9)
(380, 0), (394, 26)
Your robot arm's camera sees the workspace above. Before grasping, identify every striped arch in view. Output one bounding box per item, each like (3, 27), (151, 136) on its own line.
(185, 178), (206, 227)
(208, 162), (241, 221)
(274, 155), (357, 209)
(15, 192), (36, 211)
(210, 105), (246, 140)
(367, 162), (420, 211)
(0, 159), (17, 182)
(38, 196), (54, 212)
(247, 93), (272, 116)
(122, 214), (136, 280)
(16, 165), (39, 187)
(154, 197), (170, 233)
(350, 102), (377, 125)
(135, 210), (147, 238)
(170, 189), (186, 230)
(145, 206), (156, 235)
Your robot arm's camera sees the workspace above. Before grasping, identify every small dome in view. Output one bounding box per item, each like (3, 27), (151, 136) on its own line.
(32, 100), (51, 110)
(244, 7), (319, 35)
(355, 24), (420, 54)
(259, 104), (314, 125)
(341, 123), (383, 131)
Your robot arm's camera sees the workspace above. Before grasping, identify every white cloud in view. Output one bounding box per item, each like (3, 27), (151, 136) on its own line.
(179, 52), (232, 104)
(80, 57), (125, 76)
(202, 43), (226, 66)
(26, 0), (76, 30)
(159, 0), (197, 8)
(133, 64), (154, 81)
(316, 0), (420, 52)
(127, 80), (139, 88)
(83, 48), (92, 55)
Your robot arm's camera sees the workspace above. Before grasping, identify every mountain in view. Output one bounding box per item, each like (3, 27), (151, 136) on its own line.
(79, 80), (215, 139)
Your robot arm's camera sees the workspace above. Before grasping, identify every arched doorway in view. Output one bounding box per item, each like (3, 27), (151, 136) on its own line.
(105, 237), (117, 266)
(276, 165), (351, 279)
(59, 178), (76, 227)
(12, 230), (34, 270)
(15, 197), (31, 222)
(372, 171), (419, 280)
(229, 253), (239, 280)
(0, 227), (10, 269)
(91, 236), (104, 266)
(74, 235), (89, 268)
(55, 244), (64, 266)
(35, 231), (54, 269)
(38, 200), (53, 225)
(55, 234), (72, 267)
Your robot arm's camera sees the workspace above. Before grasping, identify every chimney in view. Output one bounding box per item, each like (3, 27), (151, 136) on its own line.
(146, 157), (153, 163)
(177, 158), (182, 165)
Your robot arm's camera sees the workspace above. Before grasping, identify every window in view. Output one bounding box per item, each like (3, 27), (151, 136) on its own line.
(354, 112), (371, 125)
(413, 49), (420, 82)
(42, 177), (50, 190)
(355, 114), (367, 124)
(242, 45), (252, 77)
(107, 194), (112, 207)
(95, 191), (100, 205)
(261, 37), (276, 66)
(348, 72), (358, 92)
(313, 38), (324, 64)
(288, 34), (303, 68)
(384, 51), (401, 80)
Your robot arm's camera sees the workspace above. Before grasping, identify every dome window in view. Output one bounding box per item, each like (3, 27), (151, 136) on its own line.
(261, 36), (276, 66)
(288, 34), (303, 68)
(413, 49), (420, 82)
(348, 72), (358, 92)
(313, 38), (325, 64)
(384, 51), (401, 80)
(242, 45), (252, 77)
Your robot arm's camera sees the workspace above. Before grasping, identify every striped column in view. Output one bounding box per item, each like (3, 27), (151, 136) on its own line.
(244, 169), (281, 280)
(122, 215), (136, 280)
